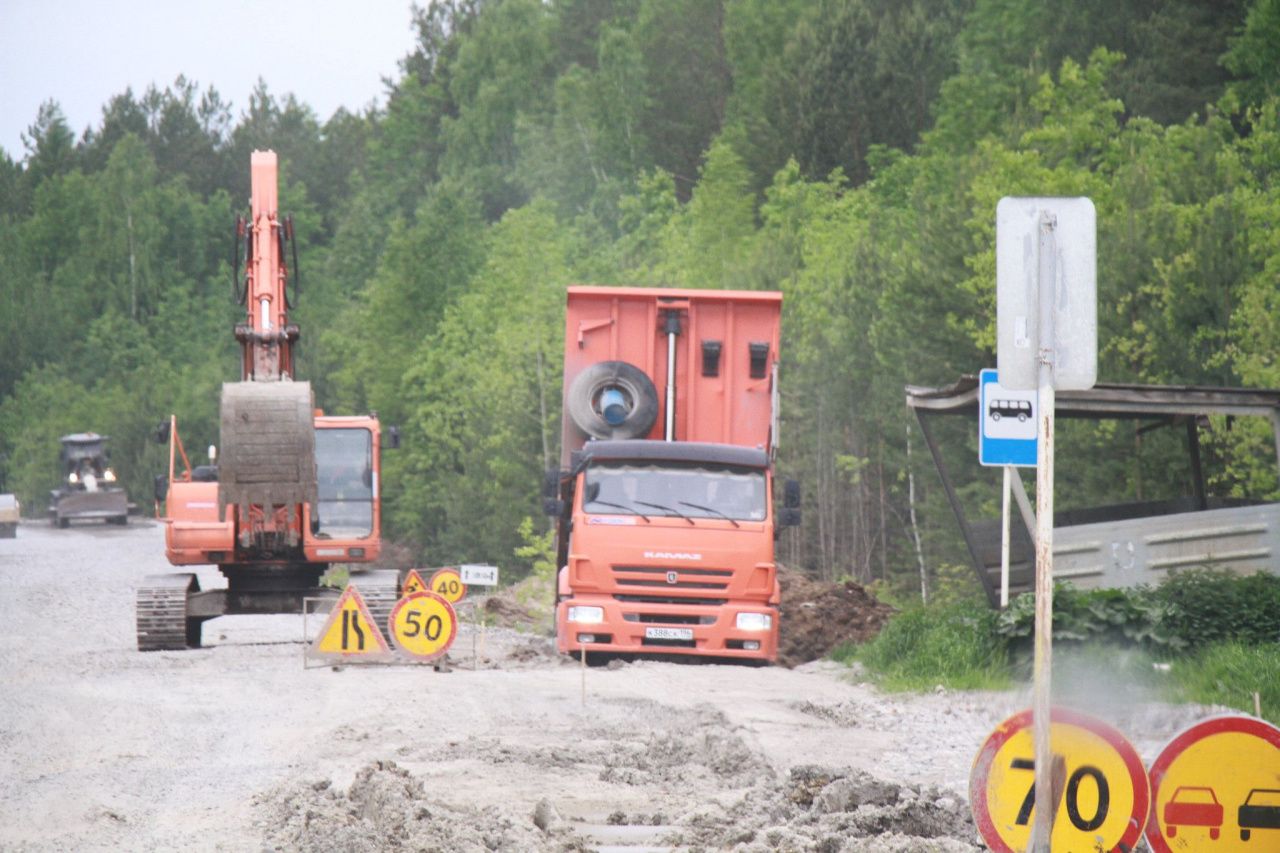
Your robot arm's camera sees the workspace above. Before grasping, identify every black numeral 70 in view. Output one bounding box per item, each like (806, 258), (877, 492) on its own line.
(1011, 757), (1110, 832)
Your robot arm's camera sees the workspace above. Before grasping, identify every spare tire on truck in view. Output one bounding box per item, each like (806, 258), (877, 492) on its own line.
(566, 361), (659, 440)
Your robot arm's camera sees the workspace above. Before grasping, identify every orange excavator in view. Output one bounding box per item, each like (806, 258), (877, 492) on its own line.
(136, 151), (398, 650)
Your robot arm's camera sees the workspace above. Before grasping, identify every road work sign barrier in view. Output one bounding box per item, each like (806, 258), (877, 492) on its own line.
(429, 567), (466, 603)
(401, 568), (429, 597)
(307, 586), (392, 662)
(970, 706), (1149, 852)
(389, 591), (457, 661)
(1145, 714), (1280, 851)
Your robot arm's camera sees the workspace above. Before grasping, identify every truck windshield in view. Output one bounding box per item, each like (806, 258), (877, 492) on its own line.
(583, 462), (766, 521)
(315, 428), (373, 538)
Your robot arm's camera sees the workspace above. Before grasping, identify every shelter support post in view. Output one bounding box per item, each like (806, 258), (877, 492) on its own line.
(913, 408), (999, 607)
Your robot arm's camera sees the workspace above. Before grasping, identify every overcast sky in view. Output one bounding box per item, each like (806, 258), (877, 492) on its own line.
(0, 0), (419, 161)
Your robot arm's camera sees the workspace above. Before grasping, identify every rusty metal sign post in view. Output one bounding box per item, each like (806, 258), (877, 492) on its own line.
(996, 197), (1096, 851)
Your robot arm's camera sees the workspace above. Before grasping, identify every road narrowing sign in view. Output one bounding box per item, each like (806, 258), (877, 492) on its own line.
(401, 568), (429, 597)
(971, 707), (1150, 852)
(1145, 714), (1280, 852)
(430, 567), (466, 603)
(388, 590), (457, 660)
(309, 586), (392, 661)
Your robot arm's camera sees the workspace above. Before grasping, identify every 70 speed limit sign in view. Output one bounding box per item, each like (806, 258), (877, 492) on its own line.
(971, 707), (1150, 852)
(388, 591), (457, 660)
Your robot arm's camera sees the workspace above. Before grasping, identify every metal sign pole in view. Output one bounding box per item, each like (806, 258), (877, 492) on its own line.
(1030, 211), (1058, 852)
(1001, 465), (1012, 608)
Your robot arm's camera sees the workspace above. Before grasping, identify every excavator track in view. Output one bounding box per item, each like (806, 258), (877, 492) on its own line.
(136, 573), (201, 651)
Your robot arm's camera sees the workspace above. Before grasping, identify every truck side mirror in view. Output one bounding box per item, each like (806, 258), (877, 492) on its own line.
(543, 469), (564, 516)
(778, 479), (801, 528)
(153, 421), (171, 444)
(542, 468), (560, 499)
(385, 426), (401, 450)
(153, 474), (169, 502)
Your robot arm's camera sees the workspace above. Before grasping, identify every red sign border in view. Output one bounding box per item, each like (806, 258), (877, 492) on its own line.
(429, 566), (467, 602)
(970, 706), (1150, 853)
(388, 590), (458, 660)
(1145, 713), (1280, 853)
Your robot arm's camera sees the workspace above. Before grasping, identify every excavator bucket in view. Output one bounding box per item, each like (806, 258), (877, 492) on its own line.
(218, 380), (317, 545)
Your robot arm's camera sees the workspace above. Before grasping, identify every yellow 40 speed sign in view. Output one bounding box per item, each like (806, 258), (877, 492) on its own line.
(430, 567), (466, 603)
(970, 707), (1150, 852)
(388, 591), (457, 660)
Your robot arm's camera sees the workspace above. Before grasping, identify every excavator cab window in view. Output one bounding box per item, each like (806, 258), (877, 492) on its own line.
(315, 427), (374, 538)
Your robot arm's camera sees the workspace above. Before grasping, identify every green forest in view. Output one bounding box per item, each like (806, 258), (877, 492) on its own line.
(3, 0), (1279, 601)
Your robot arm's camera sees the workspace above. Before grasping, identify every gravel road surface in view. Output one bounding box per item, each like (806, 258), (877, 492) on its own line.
(0, 521), (1214, 851)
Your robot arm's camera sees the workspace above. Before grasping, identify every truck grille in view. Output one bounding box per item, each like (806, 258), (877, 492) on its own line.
(611, 565), (732, 591)
(614, 594), (727, 606)
(622, 613), (715, 625)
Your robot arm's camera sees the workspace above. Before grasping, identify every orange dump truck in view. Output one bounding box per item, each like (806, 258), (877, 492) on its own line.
(546, 286), (799, 663)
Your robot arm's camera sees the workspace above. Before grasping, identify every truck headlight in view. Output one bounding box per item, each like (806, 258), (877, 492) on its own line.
(103, 469), (117, 482)
(68, 472), (79, 484)
(567, 605), (604, 624)
(736, 612), (772, 631)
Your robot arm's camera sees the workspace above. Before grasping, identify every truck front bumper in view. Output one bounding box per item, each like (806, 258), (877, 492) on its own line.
(556, 596), (778, 662)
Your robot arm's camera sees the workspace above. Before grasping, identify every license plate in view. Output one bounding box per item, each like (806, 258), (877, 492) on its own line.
(644, 626), (693, 641)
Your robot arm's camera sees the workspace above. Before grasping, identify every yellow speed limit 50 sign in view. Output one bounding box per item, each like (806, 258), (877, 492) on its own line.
(388, 591), (457, 660)
(971, 707), (1150, 852)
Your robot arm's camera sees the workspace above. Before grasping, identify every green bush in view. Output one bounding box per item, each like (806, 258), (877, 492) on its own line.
(846, 571), (1278, 711)
(848, 602), (1009, 691)
(1170, 642), (1280, 725)
(993, 570), (1279, 657)
(1154, 570), (1280, 649)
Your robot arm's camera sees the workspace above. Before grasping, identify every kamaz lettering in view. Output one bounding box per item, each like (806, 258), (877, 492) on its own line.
(644, 551), (702, 561)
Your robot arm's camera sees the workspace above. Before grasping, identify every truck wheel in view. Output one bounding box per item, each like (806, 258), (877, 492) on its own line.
(57, 516), (69, 529)
(566, 360), (659, 440)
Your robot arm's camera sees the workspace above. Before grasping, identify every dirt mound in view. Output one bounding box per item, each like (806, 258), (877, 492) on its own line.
(597, 702), (773, 787)
(256, 760), (582, 852)
(777, 568), (896, 667)
(669, 765), (982, 851)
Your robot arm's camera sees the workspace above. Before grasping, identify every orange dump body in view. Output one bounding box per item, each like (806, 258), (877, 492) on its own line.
(553, 286), (783, 662)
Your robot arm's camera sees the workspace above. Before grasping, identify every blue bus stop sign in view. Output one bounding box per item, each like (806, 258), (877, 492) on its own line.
(979, 369), (1037, 467)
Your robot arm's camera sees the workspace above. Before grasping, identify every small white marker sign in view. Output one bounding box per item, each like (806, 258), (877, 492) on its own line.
(460, 564), (499, 586)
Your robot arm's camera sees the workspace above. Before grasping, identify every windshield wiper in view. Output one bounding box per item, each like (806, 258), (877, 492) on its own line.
(635, 500), (695, 525)
(678, 501), (740, 528)
(585, 499), (650, 522)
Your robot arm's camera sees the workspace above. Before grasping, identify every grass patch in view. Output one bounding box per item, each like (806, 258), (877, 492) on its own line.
(841, 602), (1011, 691)
(1169, 641), (1280, 725)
